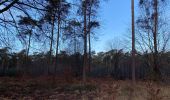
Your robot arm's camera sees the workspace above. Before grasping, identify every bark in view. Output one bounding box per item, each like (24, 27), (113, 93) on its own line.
(25, 32), (32, 66)
(88, 1), (92, 73)
(131, 0), (136, 83)
(74, 25), (77, 53)
(26, 33), (31, 61)
(1, 59), (5, 74)
(48, 15), (55, 75)
(153, 0), (161, 79)
(49, 15), (55, 64)
(83, 0), (87, 83)
(55, 9), (60, 73)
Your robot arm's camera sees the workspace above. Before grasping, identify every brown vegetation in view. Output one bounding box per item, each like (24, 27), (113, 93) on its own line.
(0, 77), (170, 100)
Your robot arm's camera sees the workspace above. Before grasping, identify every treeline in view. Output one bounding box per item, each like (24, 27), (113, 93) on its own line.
(93, 50), (170, 80)
(1, 47), (170, 80)
(0, 47), (83, 76)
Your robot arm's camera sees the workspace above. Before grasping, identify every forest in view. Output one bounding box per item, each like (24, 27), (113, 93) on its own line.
(0, 0), (170, 100)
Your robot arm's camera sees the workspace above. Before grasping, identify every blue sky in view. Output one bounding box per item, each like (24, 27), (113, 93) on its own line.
(93, 0), (138, 52)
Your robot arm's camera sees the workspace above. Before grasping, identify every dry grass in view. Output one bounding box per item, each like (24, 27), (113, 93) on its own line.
(0, 76), (170, 100)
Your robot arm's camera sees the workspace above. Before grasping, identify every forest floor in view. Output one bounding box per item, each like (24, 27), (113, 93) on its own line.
(0, 76), (170, 100)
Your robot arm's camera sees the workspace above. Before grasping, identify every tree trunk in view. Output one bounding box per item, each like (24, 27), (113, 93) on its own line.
(131, 0), (136, 83)
(26, 33), (31, 63)
(1, 59), (5, 75)
(48, 15), (55, 75)
(55, 10), (60, 74)
(88, 2), (92, 73)
(83, 0), (87, 83)
(153, 0), (161, 79)
(49, 15), (55, 64)
(88, 30), (91, 72)
(74, 25), (77, 53)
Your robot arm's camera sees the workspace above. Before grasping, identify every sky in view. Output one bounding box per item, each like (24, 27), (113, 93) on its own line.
(1, 0), (169, 53)
(93, 0), (138, 53)
(1, 0), (137, 53)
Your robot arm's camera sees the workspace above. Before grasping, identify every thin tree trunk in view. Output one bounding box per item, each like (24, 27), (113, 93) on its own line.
(88, 29), (91, 72)
(153, 0), (161, 79)
(48, 15), (55, 75)
(49, 15), (55, 64)
(55, 11), (60, 74)
(88, 1), (92, 73)
(83, 0), (87, 83)
(131, 0), (136, 83)
(26, 33), (31, 63)
(74, 25), (77, 53)
(2, 59), (5, 75)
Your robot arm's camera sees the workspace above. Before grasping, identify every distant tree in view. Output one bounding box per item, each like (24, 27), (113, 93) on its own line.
(41, 0), (70, 73)
(86, 0), (100, 72)
(137, 0), (169, 79)
(43, 0), (57, 66)
(63, 19), (82, 54)
(87, 21), (99, 72)
(0, 47), (10, 74)
(18, 16), (40, 63)
(78, 0), (100, 72)
(52, 0), (70, 72)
